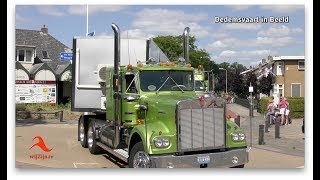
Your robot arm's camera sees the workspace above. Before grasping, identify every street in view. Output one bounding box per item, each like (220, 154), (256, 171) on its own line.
(16, 118), (304, 168)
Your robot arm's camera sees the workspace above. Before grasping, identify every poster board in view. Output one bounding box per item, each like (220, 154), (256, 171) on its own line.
(15, 80), (56, 104)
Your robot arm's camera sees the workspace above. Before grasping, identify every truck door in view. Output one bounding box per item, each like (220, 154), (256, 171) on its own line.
(122, 72), (139, 127)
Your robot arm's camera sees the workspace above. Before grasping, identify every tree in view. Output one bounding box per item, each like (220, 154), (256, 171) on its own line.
(258, 74), (273, 95)
(215, 62), (247, 96)
(153, 35), (217, 71)
(232, 73), (247, 98)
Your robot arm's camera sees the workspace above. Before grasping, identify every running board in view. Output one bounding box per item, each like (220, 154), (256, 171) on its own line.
(96, 142), (128, 163)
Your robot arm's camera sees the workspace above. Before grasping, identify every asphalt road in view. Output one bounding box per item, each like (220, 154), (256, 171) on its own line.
(15, 119), (304, 168)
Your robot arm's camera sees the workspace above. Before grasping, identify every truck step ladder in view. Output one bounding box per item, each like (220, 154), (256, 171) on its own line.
(97, 142), (128, 163)
(114, 149), (129, 159)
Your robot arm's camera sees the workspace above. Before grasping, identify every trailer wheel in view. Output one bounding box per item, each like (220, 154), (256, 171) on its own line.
(128, 142), (151, 168)
(87, 121), (102, 154)
(231, 164), (245, 168)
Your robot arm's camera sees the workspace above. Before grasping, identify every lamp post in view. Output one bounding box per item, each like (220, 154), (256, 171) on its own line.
(219, 68), (227, 94)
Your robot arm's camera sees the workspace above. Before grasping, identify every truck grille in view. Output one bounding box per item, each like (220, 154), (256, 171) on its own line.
(177, 97), (226, 152)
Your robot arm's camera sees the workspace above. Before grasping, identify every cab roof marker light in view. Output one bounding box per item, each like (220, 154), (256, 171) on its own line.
(127, 64), (133, 70)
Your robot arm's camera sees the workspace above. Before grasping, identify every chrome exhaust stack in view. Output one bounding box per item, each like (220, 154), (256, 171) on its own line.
(183, 27), (190, 63)
(111, 23), (120, 148)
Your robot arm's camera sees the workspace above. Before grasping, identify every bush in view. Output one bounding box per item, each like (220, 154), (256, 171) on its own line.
(287, 97), (304, 118)
(258, 97), (304, 118)
(16, 104), (26, 111)
(259, 97), (270, 114)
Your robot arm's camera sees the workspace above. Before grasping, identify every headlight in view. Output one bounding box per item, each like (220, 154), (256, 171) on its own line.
(153, 137), (170, 148)
(238, 133), (246, 141)
(231, 133), (239, 141)
(154, 138), (163, 147)
(231, 132), (246, 142)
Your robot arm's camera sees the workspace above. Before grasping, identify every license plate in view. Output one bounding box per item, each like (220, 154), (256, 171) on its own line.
(197, 156), (210, 164)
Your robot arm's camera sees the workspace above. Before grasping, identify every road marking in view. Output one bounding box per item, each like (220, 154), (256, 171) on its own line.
(296, 166), (304, 168)
(73, 162), (98, 168)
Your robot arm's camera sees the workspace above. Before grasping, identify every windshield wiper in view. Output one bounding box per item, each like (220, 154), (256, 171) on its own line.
(156, 76), (170, 95)
(169, 76), (184, 93)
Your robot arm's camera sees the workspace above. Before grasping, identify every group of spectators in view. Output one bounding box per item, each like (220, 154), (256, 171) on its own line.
(266, 95), (291, 125)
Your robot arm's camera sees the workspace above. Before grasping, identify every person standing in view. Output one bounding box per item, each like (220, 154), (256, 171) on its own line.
(278, 97), (286, 125)
(284, 98), (290, 125)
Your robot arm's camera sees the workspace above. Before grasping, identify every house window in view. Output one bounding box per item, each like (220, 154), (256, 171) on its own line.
(278, 84), (283, 96)
(18, 50), (24, 61)
(16, 48), (34, 63)
(277, 62), (284, 75)
(298, 61), (305, 70)
(291, 84), (301, 97)
(42, 51), (50, 59)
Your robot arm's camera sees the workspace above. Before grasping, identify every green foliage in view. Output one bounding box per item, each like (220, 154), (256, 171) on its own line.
(16, 104), (26, 111)
(23, 102), (71, 111)
(152, 35), (218, 71)
(258, 74), (273, 95)
(153, 36), (185, 61)
(215, 62), (248, 96)
(259, 97), (270, 114)
(232, 73), (247, 98)
(287, 97), (304, 118)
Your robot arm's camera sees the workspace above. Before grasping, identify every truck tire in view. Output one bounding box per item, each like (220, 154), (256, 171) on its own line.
(231, 164), (245, 168)
(87, 120), (102, 154)
(128, 142), (151, 168)
(79, 118), (88, 148)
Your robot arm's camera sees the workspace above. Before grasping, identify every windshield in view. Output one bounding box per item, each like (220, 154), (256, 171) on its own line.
(195, 80), (205, 91)
(140, 70), (194, 92)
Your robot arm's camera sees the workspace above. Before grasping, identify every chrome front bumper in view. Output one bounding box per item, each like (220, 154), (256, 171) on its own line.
(150, 148), (250, 168)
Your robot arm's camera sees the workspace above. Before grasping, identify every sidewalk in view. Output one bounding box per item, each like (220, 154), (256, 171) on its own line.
(226, 103), (305, 157)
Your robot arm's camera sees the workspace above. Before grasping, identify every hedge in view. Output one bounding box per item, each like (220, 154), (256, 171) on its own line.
(287, 97), (304, 118)
(259, 97), (304, 118)
(258, 97), (269, 114)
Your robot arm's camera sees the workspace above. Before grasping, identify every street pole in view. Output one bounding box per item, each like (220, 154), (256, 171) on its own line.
(250, 91), (252, 147)
(249, 82), (253, 147)
(225, 70), (227, 94)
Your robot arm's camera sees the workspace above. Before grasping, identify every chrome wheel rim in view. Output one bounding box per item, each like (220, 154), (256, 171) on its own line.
(79, 122), (85, 143)
(87, 126), (94, 148)
(133, 151), (151, 168)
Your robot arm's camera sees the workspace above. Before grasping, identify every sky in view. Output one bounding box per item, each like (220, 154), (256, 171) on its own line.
(15, 5), (305, 67)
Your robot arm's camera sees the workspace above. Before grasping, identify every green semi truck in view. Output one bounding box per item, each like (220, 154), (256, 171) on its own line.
(72, 23), (249, 168)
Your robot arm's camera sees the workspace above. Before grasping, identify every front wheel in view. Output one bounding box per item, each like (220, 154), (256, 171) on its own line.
(128, 142), (151, 168)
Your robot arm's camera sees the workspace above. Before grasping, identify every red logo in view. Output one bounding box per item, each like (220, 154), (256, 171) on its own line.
(29, 136), (53, 152)
(199, 96), (205, 107)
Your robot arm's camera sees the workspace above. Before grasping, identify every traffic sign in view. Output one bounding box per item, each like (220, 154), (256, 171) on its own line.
(249, 86), (253, 92)
(60, 52), (73, 61)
